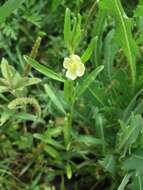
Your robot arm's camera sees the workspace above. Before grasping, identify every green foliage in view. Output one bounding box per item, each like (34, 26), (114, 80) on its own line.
(117, 114), (143, 153)
(24, 56), (65, 82)
(81, 37), (98, 63)
(0, 0), (25, 23)
(75, 65), (104, 98)
(100, 0), (137, 90)
(117, 173), (132, 190)
(44, 84), (66, 114)
(1, 0), (143, 189)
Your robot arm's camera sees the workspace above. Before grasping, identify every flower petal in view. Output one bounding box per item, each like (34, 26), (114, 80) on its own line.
(66, 70), (77, 80)
(76, 63), (85, 77)
(63, 54), (85, 80)
(63, 58), (70, 69)
(70, 54), (81, 62)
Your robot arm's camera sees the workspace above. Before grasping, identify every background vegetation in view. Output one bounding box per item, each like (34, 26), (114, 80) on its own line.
(0, 0), (143, 189)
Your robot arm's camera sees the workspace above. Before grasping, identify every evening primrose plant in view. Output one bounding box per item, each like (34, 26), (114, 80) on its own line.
(24, 7), (104, 180)
(24, 8), (103, 121)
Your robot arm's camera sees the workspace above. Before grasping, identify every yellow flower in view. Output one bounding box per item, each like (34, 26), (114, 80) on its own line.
(63, 54), (85, 80)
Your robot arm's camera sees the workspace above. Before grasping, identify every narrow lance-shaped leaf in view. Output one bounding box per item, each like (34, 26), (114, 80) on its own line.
(44, 145), (61, 160)
(75, 65), (104, 98)
(64, 8), (72, 48)
(66, 164), (72, 179)
(44, 84), (66, 114)
(117, 114), (143, 151)
(77, 135), (103, 145)
(14, 77), (41, 89)
(1, 58), (13, 81)
(92, 3), (106, 66)
(70, 16), (77, 52)
(81, 36), (98, 63)
(123, 89), (143, 121)
(103, 29), (119, 81)
(100, 0), (137, 90)
(72, 14), (82, 49)
(24, 56), (65, 82)
(117, 173), (132, 190)
(99, 155), (116, 174)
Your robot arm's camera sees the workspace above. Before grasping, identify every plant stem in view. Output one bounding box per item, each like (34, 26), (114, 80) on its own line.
(98, 115), (105, 154)
(64, 80), (75, 148)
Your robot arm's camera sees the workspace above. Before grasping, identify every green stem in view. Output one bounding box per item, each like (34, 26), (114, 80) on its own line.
(99, 115), (105, 154)
(64, 80), (75, 148)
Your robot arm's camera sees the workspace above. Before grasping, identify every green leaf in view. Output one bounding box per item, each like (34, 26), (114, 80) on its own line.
(0, 78), (9, 87)
(117, 173), (132, 190)
(48, 127), (63, 138)
(51, 0), (61, 12)
(15, 113), (40, 122)
(75, 65), (104, 98)
(24, 56), (65, 82)
(0, 86), (9, 93)
(100, 0), (137, 90)
(0, 111), (12, 126)
(123, 89), (143, 121)
(44, 145), (61, 160)
(15, 77), (41, 89)
(66, 164), (72, 179)
(34, 134), (64, 150)
(99, 155), (116, 175)
(92, 3), (106, 66)
(103, 29), (119, 81)
(123, 151), (143, 173)
(76, 135), (103, 146)
(117, 115), (143, 151)
(1, 58), (12, 81)
(134, 0), (143, 17)
(130, 173), (143, 190)
(0, 0), (26, 23)
(72, 14), (82, 49)
(64, 8), (71, 48)
(44, 84), (66, 114)
(88, 86), (105, 106)
(81, 37), (98, 63)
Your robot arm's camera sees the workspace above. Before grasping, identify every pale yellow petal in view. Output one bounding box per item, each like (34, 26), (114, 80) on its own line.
(76, 62), (85, 77)
(63, 54), (85, 80)
(70, 54), (81, 63)
(66, 70), (77, 80)
(63, 58), (70, 69)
